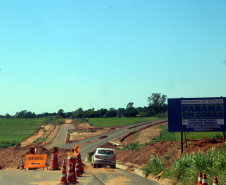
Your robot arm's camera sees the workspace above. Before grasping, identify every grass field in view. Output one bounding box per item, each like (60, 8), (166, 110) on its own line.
(0, 117), (65, 148)
(88, 117), (164, 127)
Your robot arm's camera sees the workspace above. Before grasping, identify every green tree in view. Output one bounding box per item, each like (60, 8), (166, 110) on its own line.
(125, 102), (138, 117)
(5, 113), (11, 118)
(98, 108), (108, 117)
(107, 108), (117, 117)
(117, 108), (125, 117)
(15, 110), (36, 118)
(88, 110), (99, 118)
(57, 109), (65, 118)
(73, 108), (84, 118)
(147, 93), (167, 116)
(65, 112), (72, 118)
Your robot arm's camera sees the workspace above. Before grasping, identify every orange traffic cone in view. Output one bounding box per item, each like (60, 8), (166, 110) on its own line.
(50, 154), (59, 170)
(72, 166), (78, 184)
(67, 163), (73, 183)
(213, 177), (218, 185)
(198, 172), (202, 185)
(77, 153), (82, 175)
(60, 160), (67, 184)
(71, 157), (78, 184)
(202, 174), (208, 185)
(20, 159), (24, 170)
(75, 157), (80, 177)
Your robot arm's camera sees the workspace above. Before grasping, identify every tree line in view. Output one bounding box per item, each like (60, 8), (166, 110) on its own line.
(1, 93), (167, 119)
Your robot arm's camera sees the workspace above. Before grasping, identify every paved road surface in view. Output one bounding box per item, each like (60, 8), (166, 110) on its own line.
(47, 123), (75, 149)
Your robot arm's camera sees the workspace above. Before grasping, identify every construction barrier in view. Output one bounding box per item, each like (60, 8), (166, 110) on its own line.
(67, 163), (73, 184)
(20, 159), (24, 170)
(202, 173), (207, 185)
(50, 154), (59, 170)
(60, 160), (67, 184)
(71, 156), (78, 183)
(77, 153), (82, 176)
(59, 146), (85, 183)
(67, 156), (73, 174)
(197, 173), (220, 185)
(75, 157), (80, 177)
(213, 177), (218, 185)
(72, 162), (77, 184)
(198, 172), (202, 185)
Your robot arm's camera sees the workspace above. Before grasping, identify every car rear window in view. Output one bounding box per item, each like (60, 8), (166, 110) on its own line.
(98, 150), (114, 155)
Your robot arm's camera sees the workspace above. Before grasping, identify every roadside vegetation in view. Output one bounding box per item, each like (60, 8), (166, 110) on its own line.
(142, 146), (226, 185)
(118, 124), (226, 185)
(0, 116), (64, 149)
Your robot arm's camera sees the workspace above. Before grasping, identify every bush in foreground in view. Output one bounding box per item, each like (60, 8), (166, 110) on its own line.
(142, 146), (226, 185)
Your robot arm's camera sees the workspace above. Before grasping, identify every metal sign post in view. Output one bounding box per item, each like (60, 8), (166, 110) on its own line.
(181, 132), (183, 155)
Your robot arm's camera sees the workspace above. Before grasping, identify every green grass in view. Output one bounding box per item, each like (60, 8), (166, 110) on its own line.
(88, 117), (164, 127)
(0, 117), (64, 148)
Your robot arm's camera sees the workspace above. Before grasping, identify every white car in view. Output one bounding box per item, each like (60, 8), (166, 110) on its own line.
(91, 148), (116, 168)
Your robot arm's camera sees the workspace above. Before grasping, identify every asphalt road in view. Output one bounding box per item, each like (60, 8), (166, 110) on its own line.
(47, 123), (75, 149)
(0, 120), (167, 185)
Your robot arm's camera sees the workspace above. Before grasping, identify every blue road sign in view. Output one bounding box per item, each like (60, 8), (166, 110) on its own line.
(168, 97), (226, 132)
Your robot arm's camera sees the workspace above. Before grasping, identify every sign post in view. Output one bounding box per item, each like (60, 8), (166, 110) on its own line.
(181, 132), (183, 155)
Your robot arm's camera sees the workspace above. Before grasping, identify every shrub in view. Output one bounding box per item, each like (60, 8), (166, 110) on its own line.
(0, 140), (20, 149)
(142, 155), (165, 176)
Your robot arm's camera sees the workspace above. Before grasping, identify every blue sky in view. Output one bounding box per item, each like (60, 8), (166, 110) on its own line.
(1, 0), (226, 115)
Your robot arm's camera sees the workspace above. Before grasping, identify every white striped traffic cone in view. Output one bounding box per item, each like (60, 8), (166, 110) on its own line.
(60, 160), (67, 184)
(202, 174), (208, 185)
(213, 177), (218, 185)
